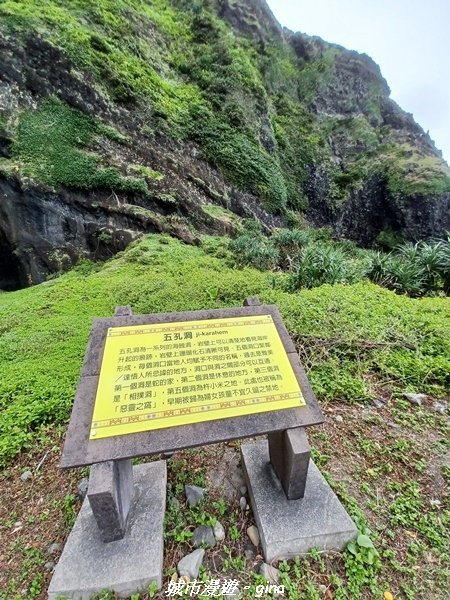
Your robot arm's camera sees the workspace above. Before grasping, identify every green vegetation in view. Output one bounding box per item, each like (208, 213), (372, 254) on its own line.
(1, 0), (449, 214)
(0, 2), (449, 594)
(367, 239), (450, 295)
(194, 115), (288, 213)
(0, 0), (291, 211)
(229, 227), (450, 297)
(386, 144), (450, 197)
(12, 97), (148, 194)
(230, 233), (280, 270)
(128, 164), (164, 181)
(202, 203), (241, 226)
(0, 234), (449, 465)
(288, 244), (363, 289)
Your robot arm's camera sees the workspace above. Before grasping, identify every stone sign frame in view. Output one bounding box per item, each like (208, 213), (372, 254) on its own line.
(49, 301), (358, 599)
(61, 298), (324, 469)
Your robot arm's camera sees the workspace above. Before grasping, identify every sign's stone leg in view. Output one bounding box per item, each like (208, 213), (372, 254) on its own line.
(114, 305), (133, 317)
(82, 304), (135, 543)
(241, 440), (357, 563)
(48, 461), (167, 599)
(268, 427), (310, 500)
(244, 296), (261, 307)
(88, 459), (133, 542)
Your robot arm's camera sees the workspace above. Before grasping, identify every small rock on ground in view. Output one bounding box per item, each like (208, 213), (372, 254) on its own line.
(223, 591), (241, 600)
(20, 470), (32, 482)
(334, 415), (343, 423)
(404, 392), (427, 406)
(213, 521), (225, 542)
(247, 525), (260, 547)
(244, 539), (256, 562)
(244, 548), (255, 561)
(77, 477), (89, 501)
(46, 542), (62, 556)
(178, 549), (205, 579)
(372, 398), (385, 409)
(44, 561), (55, 572)
(193, 525), (216, 548)
(169, 496), (180, 510)
(259, 562), (280, 584)
(185, 484), (205, 507)
(239, 496), (247, 511)
(432, 401), (447, 414)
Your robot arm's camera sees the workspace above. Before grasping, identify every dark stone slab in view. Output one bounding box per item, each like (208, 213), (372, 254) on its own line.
(87, 459), (133, 542)
(268, 427), (310, 499)
(61, 304), (324, 468)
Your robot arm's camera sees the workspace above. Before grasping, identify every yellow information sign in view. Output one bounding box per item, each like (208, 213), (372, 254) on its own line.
(90, 314), (305, 439)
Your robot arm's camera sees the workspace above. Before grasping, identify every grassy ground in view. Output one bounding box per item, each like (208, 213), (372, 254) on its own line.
(0, 234), (449, 599)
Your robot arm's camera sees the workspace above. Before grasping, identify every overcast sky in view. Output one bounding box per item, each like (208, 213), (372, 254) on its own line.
(266, 0), (450, 164)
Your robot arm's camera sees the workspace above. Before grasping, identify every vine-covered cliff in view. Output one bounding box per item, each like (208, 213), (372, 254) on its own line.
(0, 0), (449, 287)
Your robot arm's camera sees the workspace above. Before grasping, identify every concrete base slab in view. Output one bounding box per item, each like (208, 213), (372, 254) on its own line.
(241, 441), (357, 563)
(48, 461), (167, 599)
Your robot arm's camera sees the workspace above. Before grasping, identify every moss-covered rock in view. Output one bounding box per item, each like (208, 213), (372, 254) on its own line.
(0, 0), (449, 284)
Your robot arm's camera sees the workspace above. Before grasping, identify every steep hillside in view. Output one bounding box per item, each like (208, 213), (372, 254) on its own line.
(1, 0), (449, 287)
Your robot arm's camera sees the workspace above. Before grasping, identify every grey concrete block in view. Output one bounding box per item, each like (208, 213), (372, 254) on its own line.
(88, 459), (134, 542)
(241, 441), (357, 563)
(48, 461), (166, 600)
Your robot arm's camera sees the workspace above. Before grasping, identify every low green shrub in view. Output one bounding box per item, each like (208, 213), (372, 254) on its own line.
(366, 238), (450, 296)
(366, 251), (425, 296)
(384, 256), (427, 296)
(287, 244), (362, 290)
(270, 228), (310, 269)
(229, 235), (279, 271)
(364, 250), (392, 285)
(400, 239), (450, 293)
(230, 228), (450, 297)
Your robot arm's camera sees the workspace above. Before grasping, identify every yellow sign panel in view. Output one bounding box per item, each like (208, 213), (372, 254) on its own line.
(90, 314), (305, 439)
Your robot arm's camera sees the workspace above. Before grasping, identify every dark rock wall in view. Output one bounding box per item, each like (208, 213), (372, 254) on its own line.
(0, 0), (449, 287)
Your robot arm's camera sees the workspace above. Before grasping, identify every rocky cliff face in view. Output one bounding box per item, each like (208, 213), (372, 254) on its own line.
(0, 0), (449, 287)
